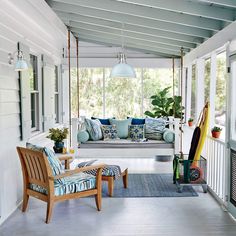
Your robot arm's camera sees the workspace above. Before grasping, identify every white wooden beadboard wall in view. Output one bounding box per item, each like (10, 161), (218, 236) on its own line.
(0, 0), (70, 225)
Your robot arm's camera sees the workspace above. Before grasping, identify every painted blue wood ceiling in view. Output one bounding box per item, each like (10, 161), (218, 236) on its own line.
(46, 0), (236, 58)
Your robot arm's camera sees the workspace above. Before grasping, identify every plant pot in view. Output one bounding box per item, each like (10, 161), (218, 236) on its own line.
(211, 131), (221, 139)
(188, 121), (193, 127)
(53, 141), (64, 153)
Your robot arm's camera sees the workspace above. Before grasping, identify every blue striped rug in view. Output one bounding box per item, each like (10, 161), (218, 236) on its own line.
(102, 174), (198, 197)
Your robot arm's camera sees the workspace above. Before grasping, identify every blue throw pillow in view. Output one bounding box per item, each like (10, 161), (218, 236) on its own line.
(85, 118), (103, 141)
(163, 129), (175, 143)
(109, 118), (132, 139)
(145, 117), (167, 140)
(91, 117), (114, 125)
(101, 125), (119, 140)
(128, 117), (145, 125)
(26, 143), (65, 184)
(129, 125), (145, 141)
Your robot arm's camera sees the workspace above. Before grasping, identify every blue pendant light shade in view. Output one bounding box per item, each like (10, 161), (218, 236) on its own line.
(110, 53), (136, 78)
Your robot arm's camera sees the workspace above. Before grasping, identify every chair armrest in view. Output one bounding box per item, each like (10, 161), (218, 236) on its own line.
(49, 164), (106, 180)
(58, 155), (73, 170)
(58, 155), (73, 161)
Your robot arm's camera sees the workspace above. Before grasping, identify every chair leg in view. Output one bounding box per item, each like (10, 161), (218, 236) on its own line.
(22, 192), (29, 212)
(108, 177), (114, 197)
(123, 169), (128, 189)
(95, 191), (102, 211)
(46, 200), (54, 224)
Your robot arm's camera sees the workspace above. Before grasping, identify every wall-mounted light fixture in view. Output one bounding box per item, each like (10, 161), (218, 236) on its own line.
(8, 50), (28, 71)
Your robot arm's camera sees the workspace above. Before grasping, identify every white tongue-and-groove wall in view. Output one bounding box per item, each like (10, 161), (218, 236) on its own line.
(0, 0), (70, 225)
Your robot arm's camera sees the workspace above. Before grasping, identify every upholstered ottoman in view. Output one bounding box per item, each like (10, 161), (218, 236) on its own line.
(76, 160), (128, 197)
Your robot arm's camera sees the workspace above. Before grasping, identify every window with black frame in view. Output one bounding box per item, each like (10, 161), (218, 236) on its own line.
(29, 54), (39, 131)
(54, 65), (59, 123)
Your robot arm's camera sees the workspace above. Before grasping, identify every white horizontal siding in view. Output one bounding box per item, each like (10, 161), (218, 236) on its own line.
(0, 0), (68, 225)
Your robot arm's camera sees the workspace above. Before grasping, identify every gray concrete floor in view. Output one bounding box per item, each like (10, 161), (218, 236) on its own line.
(1, 158), (236, 236)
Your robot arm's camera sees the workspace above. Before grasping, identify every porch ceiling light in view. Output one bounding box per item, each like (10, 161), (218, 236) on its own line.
(110, 22), (136, 78)
(8, 50), (28, 72)
(110, 52), (136, 78)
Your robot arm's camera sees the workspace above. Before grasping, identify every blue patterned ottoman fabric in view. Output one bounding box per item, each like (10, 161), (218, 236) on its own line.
(145, 117), (167, 140)
(129, 125), (145, 141)
(84, 118), (103, 141)
(78, 160), (122, 180)
(26, 143), (65, 184)
(29, 173), (96, 196)
(101, 125), (119, 140)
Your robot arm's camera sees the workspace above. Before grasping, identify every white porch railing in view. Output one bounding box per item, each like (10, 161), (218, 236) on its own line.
(203, 136), (227, 203)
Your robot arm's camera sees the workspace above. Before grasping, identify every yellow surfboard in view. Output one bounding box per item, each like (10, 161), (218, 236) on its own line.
(193, 103), (210, 162)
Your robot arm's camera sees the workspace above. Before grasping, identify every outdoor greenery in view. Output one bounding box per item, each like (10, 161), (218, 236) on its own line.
(204, 58), (211, 104)
(71, 67), (180, 119)
(47, 128), (69, 143)
(144, 86), (184, 118)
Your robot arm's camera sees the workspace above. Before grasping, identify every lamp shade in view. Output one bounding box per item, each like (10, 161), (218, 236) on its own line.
(110, 52), (136, 78)
(110, 62), (136, 78)
(15, 58), (28, 71)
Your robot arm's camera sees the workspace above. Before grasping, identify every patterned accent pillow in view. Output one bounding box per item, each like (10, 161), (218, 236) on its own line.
(84, 118), (103, 141)
(26, 143), (65, 184)
(145, 117), (166, 140)
(129, 125), (145, 141)
(101, 125), (119, 140)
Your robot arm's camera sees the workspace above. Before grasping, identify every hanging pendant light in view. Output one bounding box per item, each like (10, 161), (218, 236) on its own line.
(110, 23), (136, 78)
(110, 52), (136, 78)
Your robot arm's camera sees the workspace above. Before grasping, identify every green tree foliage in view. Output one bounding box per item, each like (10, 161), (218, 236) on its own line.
(144, 87), (184, 118)
(71, 67), (180, 119)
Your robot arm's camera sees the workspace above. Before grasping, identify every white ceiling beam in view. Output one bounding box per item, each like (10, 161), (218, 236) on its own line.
(77, 32), (181, 56)
(49, 2), (212, 39)
(72, 28), (185, 53)
(78, 37), (179, 58)
(116, 0), (235, 22)
(57, 12), (203, 44)
(191, 0), (236, 8)
(49, 0), (222, 31)
(67, 21), (195, 49)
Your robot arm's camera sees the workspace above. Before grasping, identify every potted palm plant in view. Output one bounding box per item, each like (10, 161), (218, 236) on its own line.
(211, 126), (222, 138)
(47, 128), (69, 153)
(188, 118), (194, 127)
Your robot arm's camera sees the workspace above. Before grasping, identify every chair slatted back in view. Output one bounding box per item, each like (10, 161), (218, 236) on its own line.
(17, 147), (52, 188)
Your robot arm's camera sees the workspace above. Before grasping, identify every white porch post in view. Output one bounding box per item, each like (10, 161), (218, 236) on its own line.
(196, 58), (205, 120)
(209, 52), (217, 129)
(186, 64), (192, 121)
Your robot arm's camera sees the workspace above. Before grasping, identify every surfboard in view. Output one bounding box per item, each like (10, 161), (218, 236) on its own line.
(188, 126), (201, 161)
(193, 103), (210, 162)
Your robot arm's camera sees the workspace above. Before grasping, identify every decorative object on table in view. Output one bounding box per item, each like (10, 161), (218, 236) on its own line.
(47, 128), (69, 153)
(144, 86), (184, 119)
(109, 118), (132, 139)
(101, 125), (119, 140)
(211, 126), (222, 138)
(145, 117), (166, 140)
(128, 124), (145, 141)
(188, 118), (194, 127)
(84, 118), (103, 141)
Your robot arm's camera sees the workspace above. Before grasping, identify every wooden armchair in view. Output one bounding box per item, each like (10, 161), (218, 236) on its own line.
(16, 146), (105, 223)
